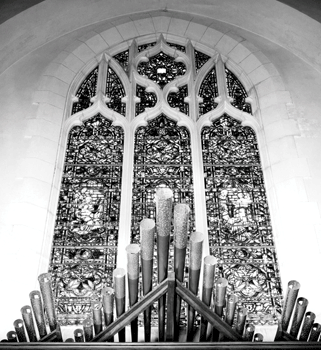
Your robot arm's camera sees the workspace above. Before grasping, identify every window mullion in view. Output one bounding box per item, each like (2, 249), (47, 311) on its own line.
(126, 40), (138, 122)
(191, 124), (210, 257)
(97, 54), (108, 99)
(186, 41), (198, 122)
(116, 123), (135, 268)
(216, 55), (230, 103)
(116, 41), (139, 258)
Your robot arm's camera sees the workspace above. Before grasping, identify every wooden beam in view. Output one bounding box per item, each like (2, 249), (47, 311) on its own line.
(176, 281), (242, 341)
(91, 278), (168, 342)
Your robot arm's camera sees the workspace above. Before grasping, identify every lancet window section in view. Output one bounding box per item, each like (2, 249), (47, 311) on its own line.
(225, 68), (252, 114)
(195, 50), (211, 73)
(72, 67), (98, 114)
(131, 113), (194, 325)
(106, 67), (126, 116)
(202, 114), (282, 320)
(49, 114), (123, 325)
(113, 50), (129, 72)
(131, 114), (194, 245)
(198, 67), (218, 118)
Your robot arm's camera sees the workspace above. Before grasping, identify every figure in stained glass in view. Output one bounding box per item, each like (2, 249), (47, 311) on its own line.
(49, 114), (123, 324)
(202, 114), (282, 320)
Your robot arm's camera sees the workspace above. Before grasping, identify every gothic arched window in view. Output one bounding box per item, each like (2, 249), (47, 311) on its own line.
(50, 35), (282, 325)
(202, 114), (281, 316)
(50, 114), (124, 324)
(131, 114), (194, 245)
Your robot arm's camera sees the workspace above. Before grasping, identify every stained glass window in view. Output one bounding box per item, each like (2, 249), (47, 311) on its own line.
(138, 42), (157, 52)
(166, 42), (186, 53)
(72, 67), (98, 114)
(225, 68), (252, 114)
(198, 67), (218, 118)
(131, 114), (194, 244)
(202, 114), (282, 321)
(49, 114), (123, 325)
(136, 84), (157, 116)
(137, 52), (186, 89)
(106, 67), (126, 116)
(167, 85), (189, 115)
(54, 36), (282, 327)
(131, 114), (194, 325)
(113, 50), (129, 72)
(195, 50), (211, 73)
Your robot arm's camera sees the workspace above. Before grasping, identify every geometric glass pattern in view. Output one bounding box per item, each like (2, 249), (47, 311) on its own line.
(106, 67), (126, 116)
(198, 67), (218, 118)
(138, 42), (157, 52)
(167, 42), (186, 53)
(49, 114), (123, 325)
(57, 36), (277, 328)
(225, 68), (252, 114)
(131, 113), (195, 325)
(71, 67), (98, 115)
(194, 50), (211, 73)
(137, 52), (186, 89)
(131, 114), (194, 245)
(167, 85), (189, 115)
(202, 114), (282, 320)
(113, 50), (129, 72)
(136, 84), (157, 116)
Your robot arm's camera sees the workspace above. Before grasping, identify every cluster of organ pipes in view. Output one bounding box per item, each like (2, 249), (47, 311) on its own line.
(2, 188), (321, 344)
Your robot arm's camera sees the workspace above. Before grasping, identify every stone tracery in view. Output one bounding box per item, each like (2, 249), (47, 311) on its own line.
(51, 34), (281, 324)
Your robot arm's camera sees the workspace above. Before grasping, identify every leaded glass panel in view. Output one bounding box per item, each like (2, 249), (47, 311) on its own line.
(106, 67), (126, 116)
(72, 67), (98, 114)
(225, 68), (252, 114)
(50, 114), (123, 325)
(198, 67), (218, 118)
(137, 52), (186, 89)
(136, 84), (157, 116)
(195, 50), (211, 73)
(113, 50), (129, 72)
(166, 42), (186, 52)
(202, 114), (282, 320)
(138, 42), (157, 52)
(132, 114), (194, 243)
(56, 37), (281, 330)
(132, 113), (194, 326)
(167, 85), (189, 115)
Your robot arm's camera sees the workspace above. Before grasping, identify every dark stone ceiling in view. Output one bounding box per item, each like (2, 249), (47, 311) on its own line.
(0, 0), (44, 25)
(0, 0), (320, 26)
(278, 0), (321, 23)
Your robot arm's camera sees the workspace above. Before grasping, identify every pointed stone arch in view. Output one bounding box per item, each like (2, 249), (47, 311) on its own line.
(33, 15), (292, 302)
